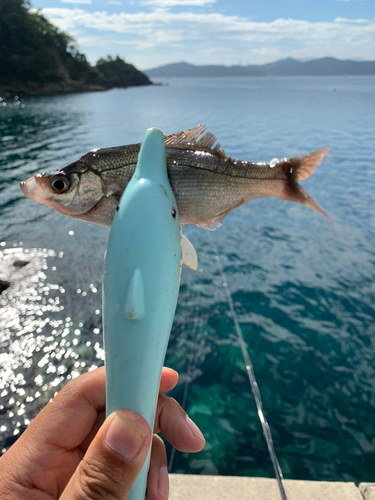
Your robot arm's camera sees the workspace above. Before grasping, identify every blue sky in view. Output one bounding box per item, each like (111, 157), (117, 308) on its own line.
(33, 0), (375, 70)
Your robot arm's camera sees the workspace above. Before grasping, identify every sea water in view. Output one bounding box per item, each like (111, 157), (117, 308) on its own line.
(0, 76), (375, 482)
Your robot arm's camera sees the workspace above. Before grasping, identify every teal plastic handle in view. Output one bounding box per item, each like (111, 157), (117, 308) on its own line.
(102, 128), (181, 500)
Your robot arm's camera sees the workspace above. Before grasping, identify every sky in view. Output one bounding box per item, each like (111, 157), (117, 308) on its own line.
(32, 0), (375, 70)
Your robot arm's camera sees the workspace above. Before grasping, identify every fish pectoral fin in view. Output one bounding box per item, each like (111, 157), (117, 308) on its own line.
(198, 198), (245, 230)
(181, 234), (198, 271)
(112, 193), (121, 212)
(109, 191), (122, 212)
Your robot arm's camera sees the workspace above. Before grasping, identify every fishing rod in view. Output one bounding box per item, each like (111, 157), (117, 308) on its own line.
(209, 234), (288, 500)
(167, 238), (288, 499)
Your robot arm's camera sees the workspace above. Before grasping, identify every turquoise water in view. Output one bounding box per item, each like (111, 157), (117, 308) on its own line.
(1, 76), (375, 482)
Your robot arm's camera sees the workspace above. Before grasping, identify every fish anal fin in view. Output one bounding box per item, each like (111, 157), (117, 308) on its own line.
(197, 198), (245, 230)
(197, 220), (222, 231)
(164, 125), (226, 158)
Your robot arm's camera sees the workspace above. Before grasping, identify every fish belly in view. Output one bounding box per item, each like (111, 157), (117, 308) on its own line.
(168, 165), (260, 229)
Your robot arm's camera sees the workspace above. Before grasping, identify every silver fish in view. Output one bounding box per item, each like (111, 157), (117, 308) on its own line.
(20, 125), (331, 229)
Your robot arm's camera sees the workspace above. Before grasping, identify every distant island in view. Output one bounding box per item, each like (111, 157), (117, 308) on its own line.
(0, 0), (151, 97)
(145, 58), (375, 78)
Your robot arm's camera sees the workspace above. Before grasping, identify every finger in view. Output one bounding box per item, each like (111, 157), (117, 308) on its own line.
(14, 365), (176, 454)
(79, 410), (106, 453)
(0, 367), (107, 497)
(0, 366), (177, 499)
(26, 366), (107, 451)
(60, 410), (151, 500)
(79, 367), (178, 454)
(159, 367), (178, 395)
(146, 435), (169, 500)
(154, 396), (205, 453)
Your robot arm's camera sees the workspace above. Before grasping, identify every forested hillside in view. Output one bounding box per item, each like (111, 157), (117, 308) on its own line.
(0, 0), (151, 95)
(97, 56), (151, 88)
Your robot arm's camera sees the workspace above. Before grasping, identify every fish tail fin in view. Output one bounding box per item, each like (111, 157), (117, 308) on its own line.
(283, 147), (336, 226)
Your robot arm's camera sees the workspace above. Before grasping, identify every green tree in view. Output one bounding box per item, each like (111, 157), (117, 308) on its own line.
(0, 1), (150, 91)
(0, 0), (93, 84)
(96, 55), (151, 87)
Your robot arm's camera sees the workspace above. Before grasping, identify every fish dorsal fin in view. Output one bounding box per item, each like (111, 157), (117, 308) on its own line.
(164, 125), (226, 158)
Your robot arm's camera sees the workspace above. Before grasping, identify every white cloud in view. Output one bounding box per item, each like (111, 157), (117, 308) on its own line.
(40, 7), (375, 67)
(42, 8), (375, 39)
(141, 0), (216, 6)
(339, 0), (366, 2)
(334, 17), (369, 23)
(60, 0), (92, 4)
(108, 1), (122, 4)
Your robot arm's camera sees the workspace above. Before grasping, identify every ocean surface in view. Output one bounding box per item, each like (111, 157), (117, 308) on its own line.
(1, 76), (375, 483)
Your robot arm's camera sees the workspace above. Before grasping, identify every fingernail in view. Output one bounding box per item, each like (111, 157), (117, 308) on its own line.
(158, 466), (169, 500)
(185, 415), (205, 442)
(105, 411), (147, 460)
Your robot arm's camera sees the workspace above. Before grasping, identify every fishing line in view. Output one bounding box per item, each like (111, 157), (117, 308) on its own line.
(209, 233), (288, 500)
(168, 312), (200, 472)
(168, 363), (191, 472)
(168, 330), (194, 472)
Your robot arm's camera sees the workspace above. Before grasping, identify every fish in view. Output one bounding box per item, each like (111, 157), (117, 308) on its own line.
(20, 124), (331, 230)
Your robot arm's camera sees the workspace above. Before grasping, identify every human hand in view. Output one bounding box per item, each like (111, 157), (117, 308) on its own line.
(0, 366), (205, 499)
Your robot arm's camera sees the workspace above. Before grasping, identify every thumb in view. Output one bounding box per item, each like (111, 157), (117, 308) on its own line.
(61, 410), (151, 500)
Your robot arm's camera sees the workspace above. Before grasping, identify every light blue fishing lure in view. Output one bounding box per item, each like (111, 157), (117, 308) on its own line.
(102, 127), (197, 500)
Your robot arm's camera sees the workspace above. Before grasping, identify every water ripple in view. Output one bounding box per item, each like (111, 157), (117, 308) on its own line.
(1, 77), (375, 481)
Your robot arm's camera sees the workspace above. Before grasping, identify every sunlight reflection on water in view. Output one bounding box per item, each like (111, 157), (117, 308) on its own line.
(0, 244), (104, 451)
(1, 77), (375, 481)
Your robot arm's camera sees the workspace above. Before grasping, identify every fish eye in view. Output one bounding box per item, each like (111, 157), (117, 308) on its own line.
(50, 175), (71, 194)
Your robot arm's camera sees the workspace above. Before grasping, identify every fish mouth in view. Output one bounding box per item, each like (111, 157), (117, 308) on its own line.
(20, 174), (59, 210)
(20, 178), (38, 198)
(20, 174), (52, 203)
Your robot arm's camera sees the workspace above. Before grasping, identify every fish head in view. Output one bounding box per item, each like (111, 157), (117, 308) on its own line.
(20, 158), (105, 218)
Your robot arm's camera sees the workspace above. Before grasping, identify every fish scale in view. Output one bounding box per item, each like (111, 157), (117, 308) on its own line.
(20, 125), (331, 230)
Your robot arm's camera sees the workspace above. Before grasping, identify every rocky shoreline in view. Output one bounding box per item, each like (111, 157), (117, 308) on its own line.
(0, 79), (153, 98)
